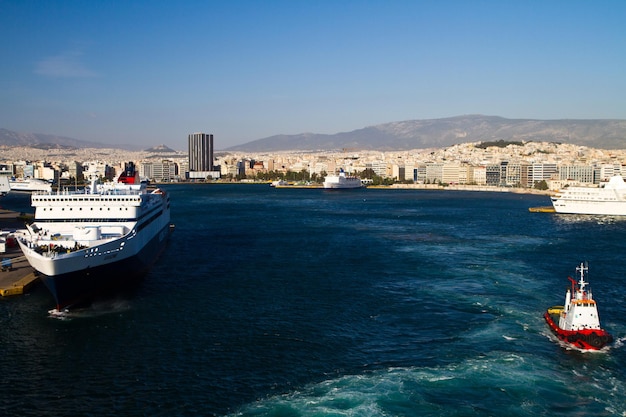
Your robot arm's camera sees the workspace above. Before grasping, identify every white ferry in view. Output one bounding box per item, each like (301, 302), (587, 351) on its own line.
(9, 177), (53, 193)
(323, 169), (363, 189)
(16, 165), (172, 312)
(550, 175), (626, 215)
(0, 174), (10, 196)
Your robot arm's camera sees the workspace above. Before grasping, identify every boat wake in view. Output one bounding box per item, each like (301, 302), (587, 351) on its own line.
(612, 335), (626, 349)
(229, 351), (626, 417)
(47, 308), (71, 320)
(47, 297), (133, 320)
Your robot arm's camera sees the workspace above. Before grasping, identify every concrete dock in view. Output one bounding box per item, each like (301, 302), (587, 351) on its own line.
(0, 208), (39, 297)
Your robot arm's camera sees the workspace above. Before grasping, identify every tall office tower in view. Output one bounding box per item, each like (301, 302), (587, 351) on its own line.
(188, 133), (214, 171)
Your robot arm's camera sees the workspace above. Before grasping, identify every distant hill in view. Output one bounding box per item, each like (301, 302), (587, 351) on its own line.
(224, 115), (626, 152)
(0, 128), (142, 151)
(144, 144), (177, 153)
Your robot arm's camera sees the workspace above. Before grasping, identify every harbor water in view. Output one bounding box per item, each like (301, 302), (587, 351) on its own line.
(2, 184), (626, 416)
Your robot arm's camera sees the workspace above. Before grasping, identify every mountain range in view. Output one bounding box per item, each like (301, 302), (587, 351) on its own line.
(0, 128), (141, 151)
(226, 115), (626, 152)
(2, 115), (625, 153)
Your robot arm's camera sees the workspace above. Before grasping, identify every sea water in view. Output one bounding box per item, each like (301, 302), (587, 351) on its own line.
(1, 184), (626, 416)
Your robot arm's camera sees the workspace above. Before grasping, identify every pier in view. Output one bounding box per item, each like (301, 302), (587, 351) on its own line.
(0, 208), (39, 297)
(528, 206), (556, 213)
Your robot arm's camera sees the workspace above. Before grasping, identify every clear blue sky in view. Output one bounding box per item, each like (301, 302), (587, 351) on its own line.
(1, 1), (625, 150)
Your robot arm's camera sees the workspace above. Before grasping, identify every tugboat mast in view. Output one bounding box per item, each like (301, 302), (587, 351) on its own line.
(576, 262), (588, 294)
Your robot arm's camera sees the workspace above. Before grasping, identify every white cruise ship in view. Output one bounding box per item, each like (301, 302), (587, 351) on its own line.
(323, 169), (363, 189)
(550, 175), (626, 215)
(16, 165), (172, 312)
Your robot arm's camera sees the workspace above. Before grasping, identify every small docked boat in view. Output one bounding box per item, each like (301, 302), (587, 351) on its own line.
(270, 180), (289, 187)
(544, 262), (612, 350)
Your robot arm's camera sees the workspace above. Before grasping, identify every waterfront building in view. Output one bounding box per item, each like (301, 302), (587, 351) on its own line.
(13, 161), (34, 178)
(38, 165), (58, 183)
(473, 166), (487, 185)
(558, 165), (595, 184)
(140, 160), (177, 182)
(596, 164), (622, 182)
(391, 164), (406, 181)
(178, 160), (189, 178)
(485, 164), (501, 186)
(415, 165), (427, 183)
(499, 161), (509, 186)
(367, 161), (387, 177)
(425, 163), (444, 183)
(441, 164), (461, 185)
(66, 161), (84, 182)
(403, 164), (416, 182)
(504, 162), (529, 187)
(84, 161), (113, 180)
(528, 163), (558, 187)
(188, 132), (214, 172)
(312, 162), (329, 176)
(457, 165), (469, 185)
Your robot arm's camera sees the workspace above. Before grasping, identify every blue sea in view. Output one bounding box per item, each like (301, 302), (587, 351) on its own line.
(2, 184), (626, 416)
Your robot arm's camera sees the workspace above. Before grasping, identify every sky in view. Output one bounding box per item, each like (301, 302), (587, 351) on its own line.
(1, 1), (625, 150)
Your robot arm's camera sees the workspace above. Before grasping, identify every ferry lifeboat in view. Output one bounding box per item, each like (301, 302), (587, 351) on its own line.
(544, 262), (613, 350)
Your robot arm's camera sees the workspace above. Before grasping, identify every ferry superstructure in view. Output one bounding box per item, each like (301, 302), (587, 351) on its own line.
(323, 169), (363, 189)
(16, 167), (171, 311)
(550, 175), (626, 215)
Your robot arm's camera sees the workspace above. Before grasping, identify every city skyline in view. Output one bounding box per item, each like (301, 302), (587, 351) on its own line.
(2, 139), (625, 191)
(1, 1), (625, 150)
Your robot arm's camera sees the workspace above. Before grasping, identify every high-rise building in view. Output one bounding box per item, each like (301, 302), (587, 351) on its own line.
(188, 133), (214, 172)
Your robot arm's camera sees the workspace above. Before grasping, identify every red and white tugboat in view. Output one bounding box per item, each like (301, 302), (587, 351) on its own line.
(544, 262), (613, 350)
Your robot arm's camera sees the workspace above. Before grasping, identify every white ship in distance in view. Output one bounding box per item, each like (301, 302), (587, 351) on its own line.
(551, 175), (626, 215)
(323, 169), (363, 189)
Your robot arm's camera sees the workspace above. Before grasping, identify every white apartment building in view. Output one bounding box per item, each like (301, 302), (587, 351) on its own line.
(470, 166), (487, 185)
(558, 165), (595, 184)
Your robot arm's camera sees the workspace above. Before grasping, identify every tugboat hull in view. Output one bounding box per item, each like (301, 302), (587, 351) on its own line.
(544, 309), (612, 350)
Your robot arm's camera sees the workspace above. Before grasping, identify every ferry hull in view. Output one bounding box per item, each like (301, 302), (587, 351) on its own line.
(544, 311), (612, 350)
(37, 223), (171, 311)
(323, 183), (363, 189)
(551, 199), (626, 215)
